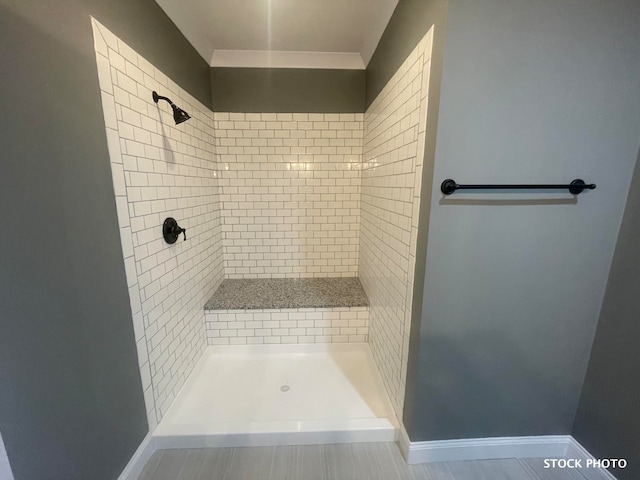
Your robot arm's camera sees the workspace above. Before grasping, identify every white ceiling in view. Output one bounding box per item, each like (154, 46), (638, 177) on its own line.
(154, 0), (399, 69)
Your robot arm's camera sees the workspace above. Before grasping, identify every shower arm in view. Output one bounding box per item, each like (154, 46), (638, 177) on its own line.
(152, 91), (175, 107)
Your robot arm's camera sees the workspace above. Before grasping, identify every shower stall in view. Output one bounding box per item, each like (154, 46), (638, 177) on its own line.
(91, 17), (434, 447)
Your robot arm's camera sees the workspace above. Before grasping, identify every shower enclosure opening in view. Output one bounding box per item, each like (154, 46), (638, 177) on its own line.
(91, 17), (434, 447)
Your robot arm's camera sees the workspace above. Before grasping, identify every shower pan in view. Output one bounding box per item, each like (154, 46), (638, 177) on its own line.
(154, 343), (397, 448)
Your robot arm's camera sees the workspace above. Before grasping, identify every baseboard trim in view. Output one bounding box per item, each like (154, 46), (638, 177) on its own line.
(399, 430), (571, 464)
(397, 424), (411, 462)
(565, 437), (618, 480)
(398, 429), (617, 479)
(0, 430), (15, 480)
(118, 433), (156, 480)
(117, 428), (617, 480)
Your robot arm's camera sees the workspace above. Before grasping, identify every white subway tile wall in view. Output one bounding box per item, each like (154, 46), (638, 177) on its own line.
(214, 112), (363, 278)
(92, 19), (434, 427)
(91, 19), (225, 428)
(359, 28), (434, 417)
(205, 307), (369, 345)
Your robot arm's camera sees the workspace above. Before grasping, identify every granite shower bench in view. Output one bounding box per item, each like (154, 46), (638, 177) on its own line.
(204, 278), (369, 345)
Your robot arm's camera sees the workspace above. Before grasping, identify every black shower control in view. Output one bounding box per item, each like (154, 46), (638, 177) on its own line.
(163, 217), (186, 244)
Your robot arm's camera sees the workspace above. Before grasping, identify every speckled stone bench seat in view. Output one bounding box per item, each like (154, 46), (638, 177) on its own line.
(204, 278), (369, 345)
(205, 277), (368, 310)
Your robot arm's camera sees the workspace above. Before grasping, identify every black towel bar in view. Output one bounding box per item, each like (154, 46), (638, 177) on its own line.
(440, 179), (596, 195)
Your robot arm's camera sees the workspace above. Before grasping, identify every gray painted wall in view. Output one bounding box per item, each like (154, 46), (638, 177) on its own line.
(210, 68), (365, 112)
(404, 0), (640, 441)
(0, 1), (210, 479)
(365, 0), (447, 110)
(573, 147), (640, 480)
(364, 0), (450, 438)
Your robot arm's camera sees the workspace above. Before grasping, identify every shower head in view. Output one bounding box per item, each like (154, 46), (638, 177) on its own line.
(152, 91), (191, 125)
(170, 104), (191, 125)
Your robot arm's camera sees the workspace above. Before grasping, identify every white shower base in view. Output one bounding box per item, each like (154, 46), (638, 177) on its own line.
(153, 343), (398, 448)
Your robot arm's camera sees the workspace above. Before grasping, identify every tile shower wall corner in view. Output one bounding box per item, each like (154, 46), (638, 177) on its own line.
(360, 27), (434, 417)
(91, 19), (224, 429)
(214, 112), (363, 278)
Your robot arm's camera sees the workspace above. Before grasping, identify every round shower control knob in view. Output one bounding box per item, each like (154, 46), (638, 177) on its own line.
(163, 217), (186, 244)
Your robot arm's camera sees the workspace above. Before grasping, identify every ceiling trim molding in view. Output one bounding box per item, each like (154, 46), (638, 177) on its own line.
(210, 50), (366, 70)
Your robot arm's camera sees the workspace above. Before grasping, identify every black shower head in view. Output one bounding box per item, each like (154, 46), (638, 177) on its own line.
(171, 105), (191, 125)
(152, 91), (191, 125)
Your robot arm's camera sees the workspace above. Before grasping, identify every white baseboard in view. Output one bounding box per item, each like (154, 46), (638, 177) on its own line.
(0, 430), (15, 480)
(565, 437), (618, 480)
(118, 427), (618, 480)
(2, 428), (156, 480)
(118, 433), (156, 480)
(397, 425), (412, 462)
(398, 426), (571, 464)
(397, 426), (617, 480)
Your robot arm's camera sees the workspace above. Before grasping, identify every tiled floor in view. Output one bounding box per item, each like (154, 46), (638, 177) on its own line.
(138, 443), (596, 480)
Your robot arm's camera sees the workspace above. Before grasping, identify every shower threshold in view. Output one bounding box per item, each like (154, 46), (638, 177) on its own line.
(153, 343), (398, 448)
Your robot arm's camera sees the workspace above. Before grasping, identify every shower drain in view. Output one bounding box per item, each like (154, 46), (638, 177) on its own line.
(280, 384), (290, 393)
